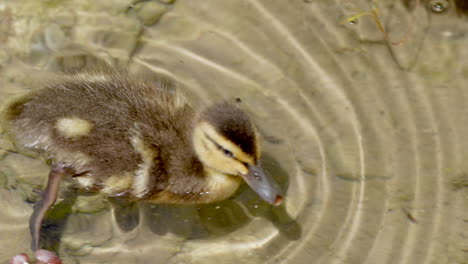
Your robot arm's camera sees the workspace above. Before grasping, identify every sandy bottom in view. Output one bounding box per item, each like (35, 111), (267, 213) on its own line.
(0, 0), (467, 263)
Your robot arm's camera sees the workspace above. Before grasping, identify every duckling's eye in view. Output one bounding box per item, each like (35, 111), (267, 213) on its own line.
(204, 133), (235, 158)
(221, 148), (234, 158)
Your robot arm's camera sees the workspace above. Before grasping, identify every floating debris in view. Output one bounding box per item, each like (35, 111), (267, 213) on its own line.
(401, 207), (418, 224)
(428, 0), (449, 13)
(128, 1), (168, 26)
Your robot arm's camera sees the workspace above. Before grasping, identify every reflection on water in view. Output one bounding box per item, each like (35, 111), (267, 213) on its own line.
(1, 0), (468, 263)
(36, 153), (297, 259)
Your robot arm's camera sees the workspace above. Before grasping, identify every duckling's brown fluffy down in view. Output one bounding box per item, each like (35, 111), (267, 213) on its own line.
(6, 72), (210, 200)
(5, 70), (284, 256)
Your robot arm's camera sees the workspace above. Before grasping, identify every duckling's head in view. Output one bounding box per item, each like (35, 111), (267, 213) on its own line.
(193, 102), (283, 206)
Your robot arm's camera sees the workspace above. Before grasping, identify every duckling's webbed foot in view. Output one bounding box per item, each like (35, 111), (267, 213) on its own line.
(30, 164), (74, 252)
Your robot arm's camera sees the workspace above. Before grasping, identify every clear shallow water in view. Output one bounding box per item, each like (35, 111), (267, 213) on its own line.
(1, 0), (467, 263)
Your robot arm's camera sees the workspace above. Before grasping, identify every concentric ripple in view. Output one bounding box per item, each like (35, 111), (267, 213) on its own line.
(0, 0), (467, 263)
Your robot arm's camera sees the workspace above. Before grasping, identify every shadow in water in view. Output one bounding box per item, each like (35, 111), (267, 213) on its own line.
(39, 153), (300, 248)
(109, 197), (140, 232)
(40, 189), (78, 252)
(264, 153), (301, 240)
(239, 153), (301, 240)
(140, 153), (301, 241)
(145, 204), (208, 238)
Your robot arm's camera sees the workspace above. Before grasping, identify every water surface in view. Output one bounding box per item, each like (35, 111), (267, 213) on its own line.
(0, 0), (467, 263)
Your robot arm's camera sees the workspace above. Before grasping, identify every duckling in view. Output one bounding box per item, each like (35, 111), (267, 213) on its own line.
(4, 70), (283, 254)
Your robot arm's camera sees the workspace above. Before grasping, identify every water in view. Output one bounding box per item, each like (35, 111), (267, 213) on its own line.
(1, 0), (467, 263)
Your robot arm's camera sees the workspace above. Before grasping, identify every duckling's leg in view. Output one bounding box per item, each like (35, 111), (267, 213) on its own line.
(29, 164), (73, 252)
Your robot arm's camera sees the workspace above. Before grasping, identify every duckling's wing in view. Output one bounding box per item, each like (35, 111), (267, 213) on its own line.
(6, 72), (192, 194)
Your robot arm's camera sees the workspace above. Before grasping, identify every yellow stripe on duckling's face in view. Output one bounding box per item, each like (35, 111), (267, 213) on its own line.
(193, 122), (255, 176)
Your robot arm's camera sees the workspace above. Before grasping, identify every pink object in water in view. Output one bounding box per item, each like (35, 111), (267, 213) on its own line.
(9, 254), (30, 264)
(35, 250), (62, 264)
(9, 250), (62, 264)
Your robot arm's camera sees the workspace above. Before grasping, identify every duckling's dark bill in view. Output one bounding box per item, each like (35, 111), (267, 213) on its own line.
(242, 164), (283, 206)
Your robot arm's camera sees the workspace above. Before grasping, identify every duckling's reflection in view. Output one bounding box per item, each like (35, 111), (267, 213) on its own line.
(113, 153), (301, 241)
(40, 154), (299, 253)
(109, 197), (140, 232)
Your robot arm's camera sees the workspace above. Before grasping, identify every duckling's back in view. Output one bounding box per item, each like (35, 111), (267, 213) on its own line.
(5, 71), (196, 197)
